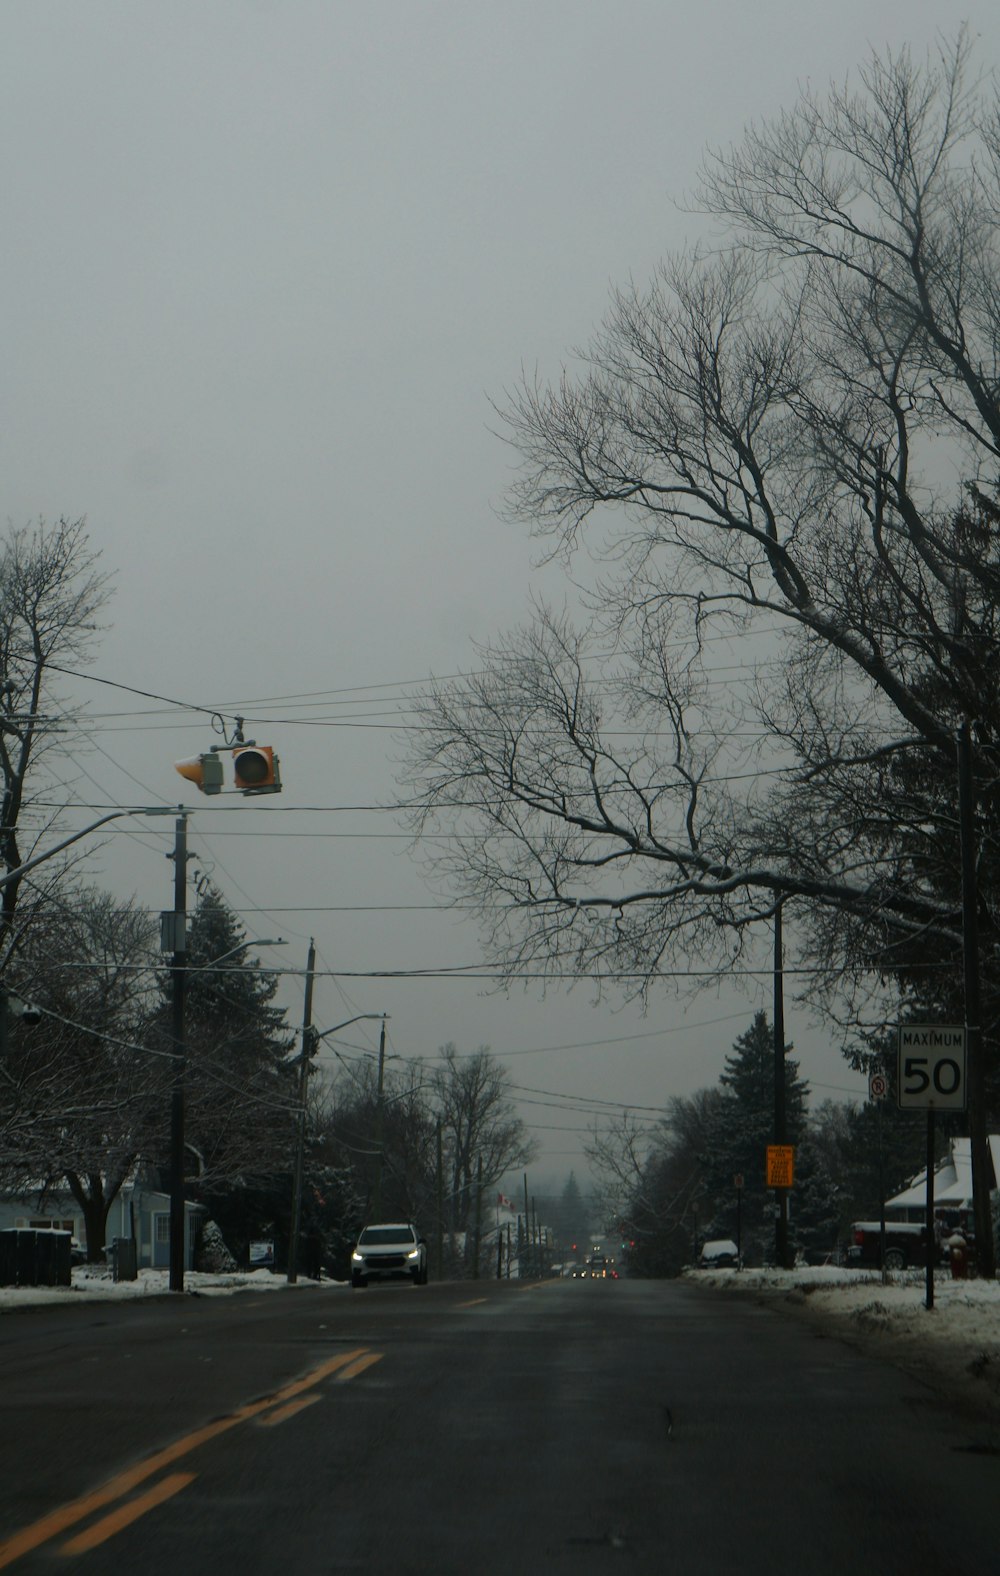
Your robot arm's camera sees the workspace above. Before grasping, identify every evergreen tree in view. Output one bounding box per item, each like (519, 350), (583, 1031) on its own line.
(153, 886), (297, 1239)
(552, 1171), (589, 1255)
(699, 1012), (809, 1264)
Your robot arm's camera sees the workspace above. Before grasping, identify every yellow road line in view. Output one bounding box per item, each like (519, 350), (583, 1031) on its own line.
(335, 1352), (384, 1382)
(456, 1298), (488, 1308)
(59, 1474), (195, 1557)
(259, 1394), (323, 1428)
(0, 1347), (373, 1569)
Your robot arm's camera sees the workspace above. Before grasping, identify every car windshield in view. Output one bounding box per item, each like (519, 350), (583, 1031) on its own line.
(359, 1226), (414, 1245)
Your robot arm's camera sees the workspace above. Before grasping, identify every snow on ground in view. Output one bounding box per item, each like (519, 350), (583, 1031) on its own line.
(0, 1265), (337, 1308)
(686, 1263), (1000, 1420)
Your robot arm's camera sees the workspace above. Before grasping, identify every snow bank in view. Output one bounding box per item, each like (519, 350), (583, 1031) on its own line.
(0, 1265), (342, 1309)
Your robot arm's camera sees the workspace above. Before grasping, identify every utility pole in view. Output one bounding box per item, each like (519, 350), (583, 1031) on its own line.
(957, 724), (996, 1280)
(168, 813), (190, 1293)
(372, 1017), (387, 1220)
(287, 939), (316, 1285)
(773, 903), (790, 1271)
(473, 1153), (483, 1279)
(435, 1119), (444, 1281)
(523, 1173), (530, 1277)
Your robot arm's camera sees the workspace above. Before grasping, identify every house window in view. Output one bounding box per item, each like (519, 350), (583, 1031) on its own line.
(155, 1215), (170, 1244)
(29, 1219), (74, 1232)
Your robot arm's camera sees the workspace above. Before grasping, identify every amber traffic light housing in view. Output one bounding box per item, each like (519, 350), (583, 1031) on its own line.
(232, 745), (281, 795)
(174, 745), (281, 796)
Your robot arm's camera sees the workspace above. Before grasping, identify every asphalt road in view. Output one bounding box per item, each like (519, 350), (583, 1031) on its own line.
(1, 1276), (997, 1575)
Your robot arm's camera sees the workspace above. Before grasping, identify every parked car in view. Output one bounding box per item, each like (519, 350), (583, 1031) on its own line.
(350, 1223), (428, 1288)
(698, 1239), (740, 1269)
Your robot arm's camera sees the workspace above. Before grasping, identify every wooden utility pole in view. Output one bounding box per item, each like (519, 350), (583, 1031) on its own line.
(957, 724), (996, 1280)
(773, 904), (790, 1270)
(287, 939), (316, 1284)
(435, 1119), (444, 1281)
(372, 1017), (387, 1220)
(168, 813), (190, 1293)
(473, 1154), (483, 1279)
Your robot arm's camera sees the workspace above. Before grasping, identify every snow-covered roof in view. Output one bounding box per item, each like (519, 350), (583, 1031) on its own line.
(885, 1135), (999, 1212)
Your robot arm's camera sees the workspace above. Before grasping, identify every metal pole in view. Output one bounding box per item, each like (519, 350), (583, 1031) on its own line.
(287, 939), (316, 1285)
(925, 1108), (936, 1312)
(168, 814), (189, 1293)
(878, 1095), (887, 1287)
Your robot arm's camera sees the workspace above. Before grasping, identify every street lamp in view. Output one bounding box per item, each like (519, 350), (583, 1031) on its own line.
(0, 806), (175, 890)
(286, 1003), (386, 1285)
(194, 939), (287, 970)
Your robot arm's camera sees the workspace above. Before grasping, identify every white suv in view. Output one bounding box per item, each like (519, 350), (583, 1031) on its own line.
(351, 1223), (428, 1288)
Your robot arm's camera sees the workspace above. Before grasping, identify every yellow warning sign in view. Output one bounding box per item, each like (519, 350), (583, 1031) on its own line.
(766, 1145), (795, 1188)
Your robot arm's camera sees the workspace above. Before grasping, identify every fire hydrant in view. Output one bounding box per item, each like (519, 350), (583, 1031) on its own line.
(947, 1234), (968, 1279)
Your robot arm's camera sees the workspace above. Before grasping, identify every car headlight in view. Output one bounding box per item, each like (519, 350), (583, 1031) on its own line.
(407, 1248), (419, 1260)
(351, 1250), (364, 1262)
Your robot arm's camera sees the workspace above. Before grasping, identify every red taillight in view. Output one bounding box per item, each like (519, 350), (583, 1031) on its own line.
(854, 1229), (865, 1245)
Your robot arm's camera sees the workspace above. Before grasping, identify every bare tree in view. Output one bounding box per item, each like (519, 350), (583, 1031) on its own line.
(402, 35), (1000, 1271)
(0, 887), (165, 1258)
(0, 519), (112, 952)
(431, 1044), (536, 1249)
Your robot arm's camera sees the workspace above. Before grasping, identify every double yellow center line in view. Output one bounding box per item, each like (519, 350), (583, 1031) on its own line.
(0, 1346), (382, 1567)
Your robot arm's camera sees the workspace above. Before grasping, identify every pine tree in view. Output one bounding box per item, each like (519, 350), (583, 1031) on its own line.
(154, 886), (296, 1199)
(552, 1171), (589, 1255)
(700, 1012), (809, 1263)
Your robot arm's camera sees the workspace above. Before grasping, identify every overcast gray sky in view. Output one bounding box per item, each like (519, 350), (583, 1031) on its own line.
(4, 3), (999, 1190)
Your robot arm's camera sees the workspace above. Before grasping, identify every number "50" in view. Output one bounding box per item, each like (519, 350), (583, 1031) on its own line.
(903, 1056), (962, 1096)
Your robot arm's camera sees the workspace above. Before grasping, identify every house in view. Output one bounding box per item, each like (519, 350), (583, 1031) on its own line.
(0, 1173), (204, 1270)
(884, 1135), (1000, 1228)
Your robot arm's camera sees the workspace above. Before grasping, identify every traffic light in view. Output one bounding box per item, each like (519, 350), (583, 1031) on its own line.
(232, 745), (280, 795)
(174, 746), (281, 796)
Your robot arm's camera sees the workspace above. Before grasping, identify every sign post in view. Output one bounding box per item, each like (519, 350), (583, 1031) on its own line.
(868, 1068), (888, 1282)
(897, 1026), (967, 1310)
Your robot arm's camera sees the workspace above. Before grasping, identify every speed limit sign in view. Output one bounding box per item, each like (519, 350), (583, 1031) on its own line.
(868, 1070), (888, 1102)
(897, 1026), (967, 1110)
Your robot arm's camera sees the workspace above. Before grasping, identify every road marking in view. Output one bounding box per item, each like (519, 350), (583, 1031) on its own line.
(456, 1298), (488, 1308)
(59, 1474), (195, 1556)
(259, 1394), (323, 1427)
(335, 1352), (384, 1381)
(0, 1347), (377, 1569)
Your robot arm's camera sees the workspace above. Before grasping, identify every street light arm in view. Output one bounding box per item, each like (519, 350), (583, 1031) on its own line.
(310, 1013), (387, 1042)
(0, 807), (174, 890)
(195, 938), (287, 971)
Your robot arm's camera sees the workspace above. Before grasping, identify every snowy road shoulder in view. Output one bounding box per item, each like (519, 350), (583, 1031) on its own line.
(686, 1264), (1000, 1420)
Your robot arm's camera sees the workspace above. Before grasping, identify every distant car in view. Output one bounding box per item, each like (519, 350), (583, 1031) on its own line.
(699, 1239), (740, 1269)
(581, 1255), (618, 1279)
(350, 1223), (428, 1288)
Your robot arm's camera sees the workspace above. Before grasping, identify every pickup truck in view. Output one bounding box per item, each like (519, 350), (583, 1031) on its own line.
(845, 1221), (944, 1271)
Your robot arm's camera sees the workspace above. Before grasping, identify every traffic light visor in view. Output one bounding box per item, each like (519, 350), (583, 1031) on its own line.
(174, 753), (224, 794)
